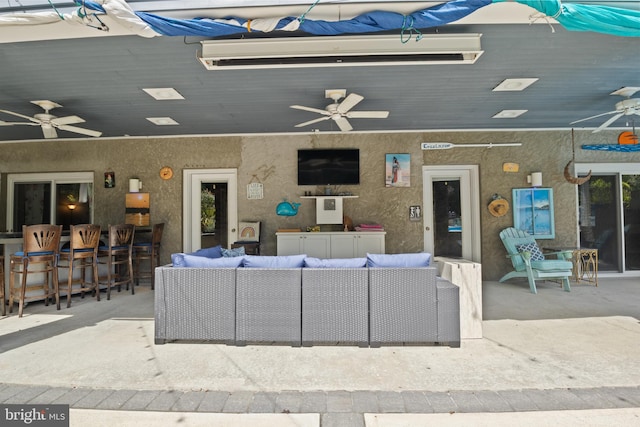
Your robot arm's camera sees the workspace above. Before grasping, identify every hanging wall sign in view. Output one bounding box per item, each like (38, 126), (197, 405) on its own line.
(247, 182), (263, 199)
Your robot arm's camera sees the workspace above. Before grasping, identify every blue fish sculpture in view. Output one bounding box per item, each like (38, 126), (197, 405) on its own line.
(276, 200), (301, 216)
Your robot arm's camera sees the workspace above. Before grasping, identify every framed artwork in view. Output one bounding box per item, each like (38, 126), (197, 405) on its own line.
(104, 171), (115, 188)
(238, 221), (260, 242)
(512, 188), (555, 239)
(385, 153), (410, 187)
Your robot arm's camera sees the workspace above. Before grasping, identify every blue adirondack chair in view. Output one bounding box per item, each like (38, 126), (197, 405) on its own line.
(499, 227), (573, 294)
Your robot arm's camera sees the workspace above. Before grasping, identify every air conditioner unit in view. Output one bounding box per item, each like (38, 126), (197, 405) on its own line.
(198, 34), (483, 70)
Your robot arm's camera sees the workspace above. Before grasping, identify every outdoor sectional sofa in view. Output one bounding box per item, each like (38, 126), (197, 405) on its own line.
(154, 252), (460, 348)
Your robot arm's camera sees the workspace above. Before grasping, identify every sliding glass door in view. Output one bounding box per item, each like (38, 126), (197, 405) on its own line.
(576, 164), (640, 274)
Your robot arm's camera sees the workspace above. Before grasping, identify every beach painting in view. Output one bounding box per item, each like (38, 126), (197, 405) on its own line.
(513, 188), (555, 239)
(385, 153), (410, 187)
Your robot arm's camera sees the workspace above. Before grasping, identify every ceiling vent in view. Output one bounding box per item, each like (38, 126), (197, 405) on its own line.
(198, 34), (483, 70)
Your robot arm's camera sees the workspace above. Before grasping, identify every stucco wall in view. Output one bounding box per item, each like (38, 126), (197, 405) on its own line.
(1, 129), (638, 280)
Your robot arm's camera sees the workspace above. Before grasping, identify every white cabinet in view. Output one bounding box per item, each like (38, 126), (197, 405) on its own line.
(276, 232), (385, 258)
(330, 233), (385, 258)
(276, 233), (331, 258)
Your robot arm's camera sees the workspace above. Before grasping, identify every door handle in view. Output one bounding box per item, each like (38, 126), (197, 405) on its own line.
(425, 226), (430, 231)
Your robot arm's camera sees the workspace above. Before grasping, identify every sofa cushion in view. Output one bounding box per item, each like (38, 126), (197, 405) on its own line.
(366, 253), (431, 267)
(191, 245), (223, 259)
(222, 246), (246, 257)
(179, 254), (244, 268)
(304, 257), (367, 268)
(242, 254), (306, 268)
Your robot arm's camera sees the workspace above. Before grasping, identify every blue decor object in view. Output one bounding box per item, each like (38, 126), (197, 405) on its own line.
(512, 188), (555, 239)
(276, 199), (301, 216)
(582, 144), (640, 152)
(180, 254), (244, 268)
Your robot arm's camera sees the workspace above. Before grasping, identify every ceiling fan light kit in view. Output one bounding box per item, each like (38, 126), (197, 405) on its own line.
(0, 100), (102, 139)
(291, 89), (389, 132)
(570, 86), (640, 133)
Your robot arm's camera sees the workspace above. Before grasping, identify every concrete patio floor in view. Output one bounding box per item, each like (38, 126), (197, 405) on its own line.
(1, 276), (639, 426)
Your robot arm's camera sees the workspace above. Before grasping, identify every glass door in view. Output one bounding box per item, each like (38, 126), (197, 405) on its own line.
(423, 165), (481, 262)
(577, 166), (640, 273)
(432, 179), (462, 258)
(182, 169), (237, 253)
(200, 182), (228, 249)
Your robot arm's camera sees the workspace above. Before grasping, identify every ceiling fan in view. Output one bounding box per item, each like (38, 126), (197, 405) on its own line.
(0, 100), (102, 139)
(290, 89), (389, 132)
(570, 87), (640, 133)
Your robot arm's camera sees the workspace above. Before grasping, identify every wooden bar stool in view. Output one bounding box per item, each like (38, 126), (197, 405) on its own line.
(133, 223), (164, 290)
(98, 224), (135, 300)
(57, 224), (101, 308)
(9, 225), (62, 317)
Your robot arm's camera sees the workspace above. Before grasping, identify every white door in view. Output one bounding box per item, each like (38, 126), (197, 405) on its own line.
(423, 165), (481, 262)
(183, 169), (238, 253)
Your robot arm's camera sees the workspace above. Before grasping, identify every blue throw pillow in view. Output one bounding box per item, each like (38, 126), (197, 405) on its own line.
(366, 253), (431, 268)
(304, 257), (367, 268)
(242, 254), (306, 268)
(171, 253), (187, 267)
(181, 254), (244, 268)
(516, 242), (545, 261)
(222, 246), (246, 257)
(191, 245), (223, 259)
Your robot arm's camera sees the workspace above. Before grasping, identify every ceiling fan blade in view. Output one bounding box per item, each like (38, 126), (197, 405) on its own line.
(57, 124), (102, 137)
(42, 126), (58, 139)
(52, 115), (85, 126)
(0, 120), (38, 126)
(334, 116), (353, 132)
(592, 112), (624, 133)
(294, 116), (331, 128)
(346, 111), (390, 119)
(570, 110), (617, 125)
(290, 105), (330, 116)
(337, 93), (363, 114)
(0, 109), (40, 123)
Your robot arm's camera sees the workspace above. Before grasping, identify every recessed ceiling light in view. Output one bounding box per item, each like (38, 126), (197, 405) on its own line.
(142, 88), (185, 100)
(493, 78), (539, 92)
(492, 110), (528, 119)
(147, 117), (179, 125)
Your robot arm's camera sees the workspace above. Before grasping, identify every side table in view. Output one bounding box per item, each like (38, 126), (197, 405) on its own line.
(571, 248), (598, 286)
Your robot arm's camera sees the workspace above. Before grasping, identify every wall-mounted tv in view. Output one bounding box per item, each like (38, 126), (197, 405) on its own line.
(297, 148), (360, 186)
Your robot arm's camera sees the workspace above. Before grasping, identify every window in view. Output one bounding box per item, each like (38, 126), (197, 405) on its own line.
(7, 172), (94, 231)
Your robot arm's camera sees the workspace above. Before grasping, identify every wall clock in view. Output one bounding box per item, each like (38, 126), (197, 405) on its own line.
(160, 166), (174, 180)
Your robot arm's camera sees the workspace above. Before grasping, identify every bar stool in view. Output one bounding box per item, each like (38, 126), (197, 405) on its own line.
(57, 224), (101, 308)
(0, 255), (5, 316)
(9, 224), (62, 317)
(98, 224), (135, 300)
(133, 223), (164, 290)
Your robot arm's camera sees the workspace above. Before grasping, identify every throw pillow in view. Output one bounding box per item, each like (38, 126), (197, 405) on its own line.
(515, 242), (545, 261)
(191, 245), (223, 259)
(171, 253), (187, 267)
(366, 252), (431, 268)
(242, 254), (306, 268)
(222, 246), (246, 257)
(181, 254), (244, 268)
(304, 257), (367, 268)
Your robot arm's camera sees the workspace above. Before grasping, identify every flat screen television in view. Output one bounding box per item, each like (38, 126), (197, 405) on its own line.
(297, 148), (360, 186)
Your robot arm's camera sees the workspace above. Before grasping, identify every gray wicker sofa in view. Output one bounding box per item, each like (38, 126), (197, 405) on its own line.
(154, 262), (460, 348)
